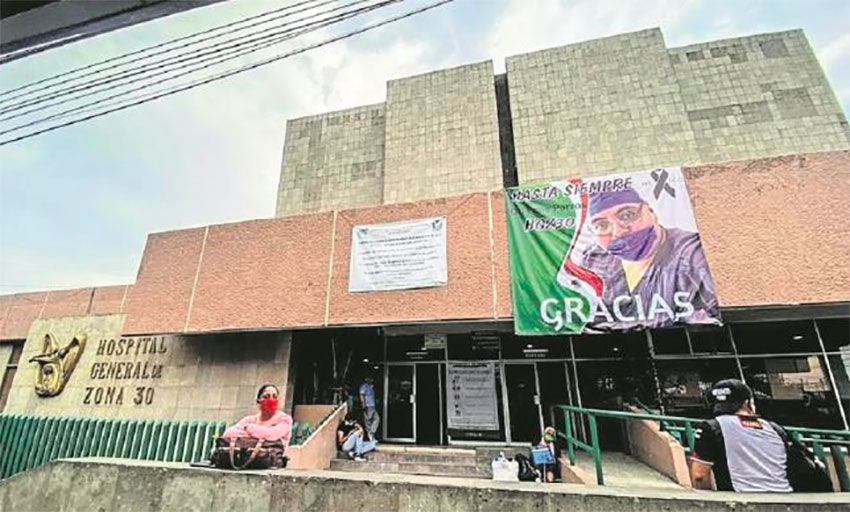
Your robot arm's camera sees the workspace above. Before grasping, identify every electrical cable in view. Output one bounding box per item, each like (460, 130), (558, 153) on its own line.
(0, 0), (340, 110)
(0, 0), (455, 147)
(0, 0), (403, 132)
(0, 0), (387, 120)
(0, 0), (326, 99)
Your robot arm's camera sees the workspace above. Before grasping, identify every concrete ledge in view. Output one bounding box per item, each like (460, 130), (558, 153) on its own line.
(559, 456), (597, 485)
(2, 458), (849, 512)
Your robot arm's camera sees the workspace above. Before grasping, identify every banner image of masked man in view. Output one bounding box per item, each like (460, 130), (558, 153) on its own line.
(505, 167), (721, 335)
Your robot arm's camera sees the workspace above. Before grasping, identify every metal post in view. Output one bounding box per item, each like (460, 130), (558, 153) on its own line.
(437, 362), (444, 445)
(533, 362), (545, 435)
(500, 361), (513, 443)
(645, 330), (665, 415)
(813, 320), (849, 430)
(569, 336), (587, 440)
(726, 324), (747, 384)
(684, 421), (696, 454)
(564, 408), (575, 465)
(830, 442), (850, 491)
(684, 327), (695, 355)
(588, 414), (604, 485)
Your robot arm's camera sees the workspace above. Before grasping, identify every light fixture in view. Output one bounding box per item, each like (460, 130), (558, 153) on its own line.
(362, 358), (370, 363)
(525, 343), (533, 349)
(613, 347), (620, 352)
(792, 335), (803, 341)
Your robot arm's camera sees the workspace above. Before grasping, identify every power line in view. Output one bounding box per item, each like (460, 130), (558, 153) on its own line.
(0, 0), (403, 134)
(0, 0), (386, 121)
(0, 0), (456, 147)
(0, 0), (325, 99)
(0, 0), (339, 110)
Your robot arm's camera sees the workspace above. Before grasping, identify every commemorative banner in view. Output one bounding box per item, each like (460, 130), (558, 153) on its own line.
(349, 216), (447, 292)
(505, 167), (721, 335)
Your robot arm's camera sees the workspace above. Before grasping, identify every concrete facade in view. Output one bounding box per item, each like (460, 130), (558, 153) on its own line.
(671, 30), (850, 164)
(276, 104), (385, 216)
(3, 315), (291, 422)
(382, 61), (503, 204)
(507, 29), (700, 182)
(276, 28), (849, 210)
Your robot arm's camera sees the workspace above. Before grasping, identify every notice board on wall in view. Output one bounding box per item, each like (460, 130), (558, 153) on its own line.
(446, 362), (499, 431)
(349, 216), (447, 292)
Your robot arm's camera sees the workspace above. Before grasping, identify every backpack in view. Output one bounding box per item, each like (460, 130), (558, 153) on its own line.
(768, 422), (833, 493)
(514, 453), (539, 482)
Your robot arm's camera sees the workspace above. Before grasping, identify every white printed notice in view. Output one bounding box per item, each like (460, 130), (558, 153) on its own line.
(446, 362), (499, 431)
(349, 216), (448, 292)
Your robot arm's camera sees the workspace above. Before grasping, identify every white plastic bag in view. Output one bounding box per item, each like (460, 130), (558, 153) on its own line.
(491, 458), (519, 482)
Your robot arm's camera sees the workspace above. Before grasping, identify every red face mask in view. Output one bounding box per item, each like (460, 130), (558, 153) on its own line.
(259, 397), (279, 414)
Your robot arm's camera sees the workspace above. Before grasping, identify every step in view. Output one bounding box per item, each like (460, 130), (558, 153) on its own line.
(329, 458), (490, 478)
(338, 450), (477, 465)
(375, 445), (476, 457)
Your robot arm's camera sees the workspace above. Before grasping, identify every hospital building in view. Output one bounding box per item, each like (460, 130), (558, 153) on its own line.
(0, 27), (848, 469)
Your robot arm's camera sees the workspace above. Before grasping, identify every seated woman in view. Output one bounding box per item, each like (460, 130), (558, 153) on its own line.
(536, 426), (562, 483)
(222, 384), (293, 448)
(337, 412), (376, 461)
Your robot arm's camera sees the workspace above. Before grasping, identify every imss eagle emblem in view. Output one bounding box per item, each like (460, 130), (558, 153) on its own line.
(29, 333), (86, 397)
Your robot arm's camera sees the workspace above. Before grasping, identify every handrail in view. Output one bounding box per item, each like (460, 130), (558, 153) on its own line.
(551, 404), (850, 490)
(0, 413), (310, 481)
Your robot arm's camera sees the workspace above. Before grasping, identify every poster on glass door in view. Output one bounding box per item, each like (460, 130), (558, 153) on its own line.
(446, 362), (499, 431)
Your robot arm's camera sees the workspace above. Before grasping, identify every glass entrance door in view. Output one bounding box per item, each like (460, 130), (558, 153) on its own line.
(504, 363), (542, 443)
(415, 363), (442, 445)
(385, 365), (415, 441)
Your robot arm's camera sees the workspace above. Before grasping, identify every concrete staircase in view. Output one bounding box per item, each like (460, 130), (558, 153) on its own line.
(330, 445), (491, 478)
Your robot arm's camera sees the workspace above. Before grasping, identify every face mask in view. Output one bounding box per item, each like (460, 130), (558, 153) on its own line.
(543, 434), (554, 443)
(259, 397), (279, 414)
(607, 226), (657, 261)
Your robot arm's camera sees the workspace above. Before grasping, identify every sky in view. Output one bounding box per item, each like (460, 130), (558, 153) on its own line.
(0, 0), (848, 295)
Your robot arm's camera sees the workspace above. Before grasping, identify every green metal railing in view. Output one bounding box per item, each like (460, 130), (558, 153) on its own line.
(551, 404), (850, 490)
(0, 414), (312, 481)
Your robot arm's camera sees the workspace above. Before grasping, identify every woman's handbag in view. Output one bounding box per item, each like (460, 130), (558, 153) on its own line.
(210, 437), (288, 470)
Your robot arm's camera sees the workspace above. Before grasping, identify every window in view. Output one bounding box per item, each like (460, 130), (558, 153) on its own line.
(656, 358), (740, 418)
(731, 321), (820, 355)
(386, 335), (444, 361)
(0, 342), (24, 412)
(572, 331), (647, 359)
(740, 355), (843, 429)
(651, 328), (690, 356)
(501, 334), (569, 360)
(689, 325), (732, 354)
(816, 318), (850, 352)
(447, 332), (500, 361)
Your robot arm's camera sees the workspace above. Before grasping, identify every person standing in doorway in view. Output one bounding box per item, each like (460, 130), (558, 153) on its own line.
(359, 376), (380, 441)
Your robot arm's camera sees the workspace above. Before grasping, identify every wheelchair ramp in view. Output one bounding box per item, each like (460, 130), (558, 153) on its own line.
(572, 451), (685, 490)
